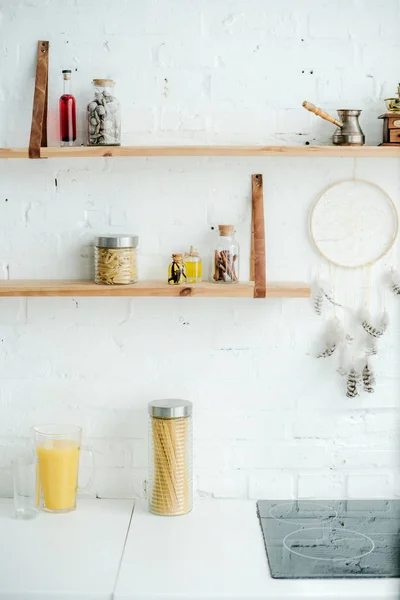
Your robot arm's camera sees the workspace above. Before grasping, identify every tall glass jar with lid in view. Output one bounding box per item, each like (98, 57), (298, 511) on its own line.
(212, 224), (239, 283)
(148, 399), (193, 516)
(87, 79), (121, 146)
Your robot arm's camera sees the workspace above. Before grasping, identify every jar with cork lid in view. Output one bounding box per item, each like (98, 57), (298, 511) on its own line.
(184, 246), (202, 283)
(168, 253), (187, 285)
(87, 79), (121, 146)
(212, 225), (239, 283)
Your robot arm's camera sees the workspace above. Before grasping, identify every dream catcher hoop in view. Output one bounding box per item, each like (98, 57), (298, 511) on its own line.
(310, 179), (398, 269)
(309, 179), (399, 398)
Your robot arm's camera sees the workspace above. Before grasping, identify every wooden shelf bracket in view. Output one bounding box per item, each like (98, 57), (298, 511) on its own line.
(251, 174), (266, 298)
(29, 40), (49, 159)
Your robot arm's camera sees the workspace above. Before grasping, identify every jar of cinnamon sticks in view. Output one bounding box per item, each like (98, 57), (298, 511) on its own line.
(212, 224), (239, 283)
(148, 399), (193, 516)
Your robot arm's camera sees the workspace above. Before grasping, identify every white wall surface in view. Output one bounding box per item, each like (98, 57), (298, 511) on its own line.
(0, 0), (399, 500)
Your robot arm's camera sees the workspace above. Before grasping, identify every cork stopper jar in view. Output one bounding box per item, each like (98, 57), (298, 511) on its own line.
(87, 79), (121, 146)
(212, 224), (239, 283)
(168, 253), (187, 285)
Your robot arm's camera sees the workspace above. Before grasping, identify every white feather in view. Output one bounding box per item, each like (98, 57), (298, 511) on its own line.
(390, 268), (400, 296)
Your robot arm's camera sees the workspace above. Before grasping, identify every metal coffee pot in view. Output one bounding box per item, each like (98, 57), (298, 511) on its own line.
(303, 101), (365, 146)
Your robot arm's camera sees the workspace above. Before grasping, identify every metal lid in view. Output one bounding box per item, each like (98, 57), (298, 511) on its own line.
(148, 399), (192, 418)
(93, 78), (115, 87)
(95, 235), (138, 248)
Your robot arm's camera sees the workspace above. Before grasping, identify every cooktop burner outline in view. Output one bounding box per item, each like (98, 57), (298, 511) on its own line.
(283, 526), (375, 562)
(257, 499), (400, 578)
(268, 501), (338, 525)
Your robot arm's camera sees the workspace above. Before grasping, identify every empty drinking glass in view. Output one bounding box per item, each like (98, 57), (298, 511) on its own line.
(13, 456), (39, 520)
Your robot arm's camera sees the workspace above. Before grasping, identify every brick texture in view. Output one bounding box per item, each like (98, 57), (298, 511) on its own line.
(0, 0), (399, 499)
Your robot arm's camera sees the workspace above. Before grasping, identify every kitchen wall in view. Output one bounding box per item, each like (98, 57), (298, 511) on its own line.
(0, 0), (399, 500)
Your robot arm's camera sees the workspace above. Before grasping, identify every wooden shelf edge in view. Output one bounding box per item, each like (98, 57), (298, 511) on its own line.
(0, 280), (310, 298)
(1, 146), (400, 158)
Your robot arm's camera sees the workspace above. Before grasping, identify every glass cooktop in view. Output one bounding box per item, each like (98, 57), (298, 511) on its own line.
(257, 499), (400, 578)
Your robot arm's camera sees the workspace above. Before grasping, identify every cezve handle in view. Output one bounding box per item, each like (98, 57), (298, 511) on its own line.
(302, 101), (343, 128)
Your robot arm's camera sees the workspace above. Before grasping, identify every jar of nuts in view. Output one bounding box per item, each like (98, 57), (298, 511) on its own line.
(87, 79), (121, 146)
(95, 235), (138, 285)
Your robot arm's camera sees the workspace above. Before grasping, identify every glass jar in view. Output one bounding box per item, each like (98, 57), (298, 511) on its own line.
(168, 253), (187, 285)
(95, 235), (138, 285)
(87, 79), (121, 146)
(212, 225), (239, 283)
(184, 246), (202, 283)
(148, 399), (193, 516)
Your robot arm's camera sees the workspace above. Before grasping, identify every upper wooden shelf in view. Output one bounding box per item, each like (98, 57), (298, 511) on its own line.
(0, 146), (399, 159)
(0, 280), (310, 298)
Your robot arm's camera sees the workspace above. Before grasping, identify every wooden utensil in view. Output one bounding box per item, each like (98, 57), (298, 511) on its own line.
(302, 101), (343, 128)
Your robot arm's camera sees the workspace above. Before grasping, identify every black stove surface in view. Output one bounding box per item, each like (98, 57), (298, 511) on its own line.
(257, 499), (400, 579)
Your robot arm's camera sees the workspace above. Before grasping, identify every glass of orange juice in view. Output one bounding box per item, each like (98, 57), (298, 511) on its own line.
(31, 424), (94, 514)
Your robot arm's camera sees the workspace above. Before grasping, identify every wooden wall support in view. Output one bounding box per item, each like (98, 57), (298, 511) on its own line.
(251, 174), (266, 298)
(28, 41), (49, 159)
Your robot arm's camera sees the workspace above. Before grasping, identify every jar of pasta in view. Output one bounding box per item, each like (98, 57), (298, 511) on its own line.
(148, 399), (193, 516)
(94, 235), (138, 285)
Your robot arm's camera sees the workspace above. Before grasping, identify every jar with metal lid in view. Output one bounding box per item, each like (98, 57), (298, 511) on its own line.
(148, 399), (193, 516)
(94, 235), (138, 285)
(87, 79), (121, 146)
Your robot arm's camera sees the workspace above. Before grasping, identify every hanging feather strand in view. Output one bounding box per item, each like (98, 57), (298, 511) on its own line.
(391, 268), (400, 296)
(321, 285), (342, 308)
(317, 343), (337, 358)
(337, 342), (350, 377)
(317, 317), (343, 359)
(311, 279), (342, 316)
(362, 362), (376, 393)
(365, 338), (378, 356)
(311, 281), (324, 316)
(361, 309), (389, 338)
(346, 368), (360, 398)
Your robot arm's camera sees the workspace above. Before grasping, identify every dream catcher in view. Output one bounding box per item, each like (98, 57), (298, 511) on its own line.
(310, 179), (399, 397)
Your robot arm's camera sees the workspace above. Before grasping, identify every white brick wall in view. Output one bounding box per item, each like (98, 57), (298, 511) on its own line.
(0, 0), (399, 500)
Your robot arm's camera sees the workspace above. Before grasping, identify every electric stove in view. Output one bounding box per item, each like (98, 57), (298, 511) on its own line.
(257, 499), (400, 578)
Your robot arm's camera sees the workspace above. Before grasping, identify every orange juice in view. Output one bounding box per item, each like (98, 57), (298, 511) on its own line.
(36, 440), (80, 511)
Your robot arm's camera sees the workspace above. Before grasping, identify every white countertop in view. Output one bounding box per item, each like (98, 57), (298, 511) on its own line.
(0, 498), (399, 600)
(0, 498), (134, 600)
(115, 500), (400, 600)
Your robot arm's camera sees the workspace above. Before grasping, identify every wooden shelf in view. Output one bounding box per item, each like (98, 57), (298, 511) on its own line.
(0, 146), (399, 159)
(0, 280), (310, 298)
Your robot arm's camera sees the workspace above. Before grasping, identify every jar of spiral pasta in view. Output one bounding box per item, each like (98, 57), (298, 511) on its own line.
(148, 399), (193, 516)
(94, 235), (138, 285)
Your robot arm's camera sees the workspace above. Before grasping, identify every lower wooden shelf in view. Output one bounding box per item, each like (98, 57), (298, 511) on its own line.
(0, 280), (310, 298)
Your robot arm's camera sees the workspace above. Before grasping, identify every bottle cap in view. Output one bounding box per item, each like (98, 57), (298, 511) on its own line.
(93, 78), (115, 87)
(172, 253), (183, 260)
(218, 224), (235, 236)
(62, 70), (72, 80)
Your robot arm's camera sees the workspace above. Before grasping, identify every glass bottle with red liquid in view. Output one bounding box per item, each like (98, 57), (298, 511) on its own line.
(59, 70), (76, 146)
